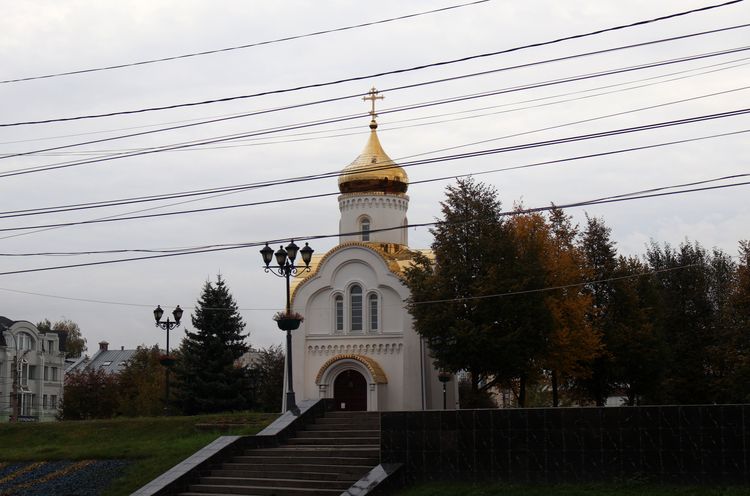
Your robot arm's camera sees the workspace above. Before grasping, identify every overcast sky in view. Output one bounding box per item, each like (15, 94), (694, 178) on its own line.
(1, 0), (748, 354)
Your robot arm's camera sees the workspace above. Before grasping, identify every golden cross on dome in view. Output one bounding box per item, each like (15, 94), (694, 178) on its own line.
(363, 87), (384, 119)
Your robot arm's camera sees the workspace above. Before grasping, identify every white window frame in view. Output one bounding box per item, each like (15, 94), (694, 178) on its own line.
(333, 293), (344, 334)
(367, 291), (380, 333)
(359, 216), (371, 242)
(350, 284), (364, 333)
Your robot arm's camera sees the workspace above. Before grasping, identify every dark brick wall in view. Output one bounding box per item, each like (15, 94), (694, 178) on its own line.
(380, 405), (750, 484)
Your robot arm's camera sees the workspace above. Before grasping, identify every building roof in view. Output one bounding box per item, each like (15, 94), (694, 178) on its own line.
(67, 348), (139, 374)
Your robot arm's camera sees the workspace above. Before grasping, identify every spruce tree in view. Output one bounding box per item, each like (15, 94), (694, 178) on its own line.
(174, 275), (250, 415)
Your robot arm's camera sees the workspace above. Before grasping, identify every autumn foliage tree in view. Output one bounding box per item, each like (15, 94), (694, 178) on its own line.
(117, 345), (166, 417)
(59, 368), (119, 420)
(36, 318), (87, 358)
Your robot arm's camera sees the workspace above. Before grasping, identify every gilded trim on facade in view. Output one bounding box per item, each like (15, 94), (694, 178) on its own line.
(315, 353), (388, 384)
(290, 241), (416, 302)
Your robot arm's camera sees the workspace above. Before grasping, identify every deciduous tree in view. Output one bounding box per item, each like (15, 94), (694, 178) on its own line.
(36, 318), (87, 358)
(117, 345), (165, 417)
(252, 345), (285, 412)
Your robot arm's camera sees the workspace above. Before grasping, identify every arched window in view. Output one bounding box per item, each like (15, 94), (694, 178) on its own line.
(368, 293), (379, 332)
(350, 285), (363, 332)
(18, 332), (34, 351)
(360, 218), (370, 242)
(334, 294), (344, 333)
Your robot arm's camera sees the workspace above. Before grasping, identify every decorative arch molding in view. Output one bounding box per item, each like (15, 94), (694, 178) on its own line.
(315, 353), (388, 384)
(291, 242), (407, 302)
(308, 342), (403, 357)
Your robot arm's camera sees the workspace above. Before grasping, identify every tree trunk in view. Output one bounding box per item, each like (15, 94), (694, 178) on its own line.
(518, 374), (527, 408)
(551, 370), (559, 407)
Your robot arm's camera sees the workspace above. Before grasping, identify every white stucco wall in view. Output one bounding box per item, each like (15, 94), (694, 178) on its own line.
(290, 245), (431, 411)
(338, 193), (408, 246)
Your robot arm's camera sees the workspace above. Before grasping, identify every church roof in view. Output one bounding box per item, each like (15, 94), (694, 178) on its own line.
(338, 89), (408, 195)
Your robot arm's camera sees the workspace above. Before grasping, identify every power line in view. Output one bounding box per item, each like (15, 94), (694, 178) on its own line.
(2, 11), (746, 127)
(0, 177), (747, 277)
(1, 82), (747, 224)
(2, 142), (747, 256)
(15, 56), (750, 158)
(409, 264), (703, 305)
(4, 43), (749, 178)
(0, 107), (747, 234)
(0, 1), (490, 85)
(0, 107), (747, 233)
(5, 52), (746, 152)
(0, 262), (713, 311)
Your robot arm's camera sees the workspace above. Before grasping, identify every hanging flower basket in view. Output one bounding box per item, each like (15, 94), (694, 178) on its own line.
(438, 370), (452, 383)
(273, 311), (304, 331)
(159, 354), (176, 367)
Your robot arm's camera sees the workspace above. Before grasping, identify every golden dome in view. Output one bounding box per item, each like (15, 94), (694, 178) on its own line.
(338, 119), (409, 194)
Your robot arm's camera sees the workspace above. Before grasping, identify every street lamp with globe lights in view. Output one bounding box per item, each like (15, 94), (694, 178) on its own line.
(260, 240), (314, 412)
(153, 304), (183, 415)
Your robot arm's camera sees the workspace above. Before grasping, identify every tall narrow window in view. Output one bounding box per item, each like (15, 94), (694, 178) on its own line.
(334, 295), (344, 333)
(350, 285), (363, 332)
(369, 293), (379, 332)
(361, 218), (370, 241)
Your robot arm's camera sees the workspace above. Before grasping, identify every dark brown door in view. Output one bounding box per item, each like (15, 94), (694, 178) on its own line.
(333, 370), (367, 411)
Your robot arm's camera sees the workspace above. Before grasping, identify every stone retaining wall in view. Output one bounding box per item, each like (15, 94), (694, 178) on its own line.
(380, 405), (749, 485)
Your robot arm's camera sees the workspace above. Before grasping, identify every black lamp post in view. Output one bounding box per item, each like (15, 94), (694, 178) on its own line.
(153, 304), (183, 415)
(438, 370), (452, 410)
(260, 240), (314, 412)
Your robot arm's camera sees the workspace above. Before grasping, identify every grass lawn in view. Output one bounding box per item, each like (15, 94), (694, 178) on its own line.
(0, 411), (277, 496)
(396, 482), (750, 496)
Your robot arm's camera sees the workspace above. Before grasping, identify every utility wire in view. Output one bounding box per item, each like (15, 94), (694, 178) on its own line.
(3, 43), (749, 177)
(1, 10), (746, 127)
(2, 146), (747, 257)
(1, 83), (747, 222)
(5, 52), (746, 151)
(15, 57), (750, 158)
(0, 1), (490, 85)
(0, 261), (710, 311)
(0, 107), (747, 233)
(0, 178), (747, 277)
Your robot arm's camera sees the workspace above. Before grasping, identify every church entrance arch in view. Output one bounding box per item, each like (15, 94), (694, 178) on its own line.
(315, 354), (387, 411)
(333, 369), (367, 411)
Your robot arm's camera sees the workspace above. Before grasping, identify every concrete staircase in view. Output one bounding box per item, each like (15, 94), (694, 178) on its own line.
(178, 411), (380, 496)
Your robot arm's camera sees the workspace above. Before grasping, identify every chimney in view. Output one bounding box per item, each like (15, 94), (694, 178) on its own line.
(121, 346), (124, 351)
(99, 341), (109, 351)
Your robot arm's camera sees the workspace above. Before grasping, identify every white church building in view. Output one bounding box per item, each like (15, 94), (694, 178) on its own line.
(286, 89), (457, 412)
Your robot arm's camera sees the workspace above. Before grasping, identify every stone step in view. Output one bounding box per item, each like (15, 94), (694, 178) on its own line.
(323, 411), (379, 418)
(185, 483), (343, 495)
(230, 455), (379, 466)
(305, 420), (379, 429)
(246, 447), (379, 457)
(296, 429), (379, 438)
(210, 468), (366, 481)
(286, 437), (379, 446)
(199, 476), (353, 491)
(220, 462), (375, 474)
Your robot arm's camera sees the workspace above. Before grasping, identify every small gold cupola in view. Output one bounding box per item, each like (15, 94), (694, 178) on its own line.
(338, 88), (409, 195)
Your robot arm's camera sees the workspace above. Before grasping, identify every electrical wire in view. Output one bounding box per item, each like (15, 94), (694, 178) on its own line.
(2, 14), (747, 127)
(4, 51), (746, 152)
(2, 140), (747, 256)
(0, 177), (747, 277)
(16, 57), (750, 158)
(1, 83), (747, 227)
(0, 106), (747, 233)
(4, 43), (749, 177)
(0, 0), (490, 85)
